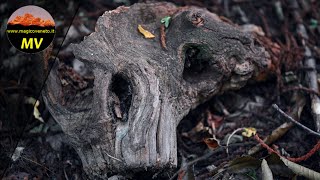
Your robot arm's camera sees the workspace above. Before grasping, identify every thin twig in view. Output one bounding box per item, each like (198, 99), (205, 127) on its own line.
(21, 156), (54, 174)
(160, 25), (167, 49)
(216, 99), (230, 116)
(64, 167), (70, 180)
(248, 122), (294, 155)
(226, 128), (244, 155)
(106, 153), (122, 162)
(282, 86), (320, 97)
(272, 104), (320, 138)
(254, 133), (320, 162)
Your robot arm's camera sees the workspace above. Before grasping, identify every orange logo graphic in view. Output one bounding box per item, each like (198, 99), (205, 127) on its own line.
(8, 13), (55, 27)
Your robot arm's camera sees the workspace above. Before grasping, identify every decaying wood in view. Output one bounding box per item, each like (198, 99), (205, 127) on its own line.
(43, 2), (269, 178)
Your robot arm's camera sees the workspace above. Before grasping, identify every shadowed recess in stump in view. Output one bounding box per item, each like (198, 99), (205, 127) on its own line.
(110, 74), (132, 122)
(183, 44), (221, 83)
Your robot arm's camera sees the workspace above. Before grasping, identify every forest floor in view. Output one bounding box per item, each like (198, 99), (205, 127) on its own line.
(1, 0), (320, 179)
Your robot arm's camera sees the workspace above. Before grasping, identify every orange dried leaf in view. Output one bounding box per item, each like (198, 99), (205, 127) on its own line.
(138, 25), (155, 38)
(203, 137), (220, 150)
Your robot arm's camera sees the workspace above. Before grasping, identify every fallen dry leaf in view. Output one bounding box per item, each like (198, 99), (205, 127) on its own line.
(242, 127), (257, 138)
(138, 25), (155, 38)
(261, 159), (274, 180)
(280, 157), (320, 180)
(203, 137), (220, 150)
(25, 97), (44, 123)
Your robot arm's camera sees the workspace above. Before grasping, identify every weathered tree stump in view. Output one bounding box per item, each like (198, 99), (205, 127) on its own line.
(43, 2), (269, 178)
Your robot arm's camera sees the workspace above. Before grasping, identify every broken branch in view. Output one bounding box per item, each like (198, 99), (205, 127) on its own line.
(272, 104), (320, 138)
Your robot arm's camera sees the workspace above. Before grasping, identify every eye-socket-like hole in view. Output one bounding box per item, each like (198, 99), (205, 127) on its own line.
(110, 74), (132, 122)
(182, 44), (221, 83)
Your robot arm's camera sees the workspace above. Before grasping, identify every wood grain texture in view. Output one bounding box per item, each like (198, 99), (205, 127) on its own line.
(43, 2), (269, 178)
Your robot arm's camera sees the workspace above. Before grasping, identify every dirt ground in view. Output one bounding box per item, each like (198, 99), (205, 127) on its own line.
(1, 0), (320, 179)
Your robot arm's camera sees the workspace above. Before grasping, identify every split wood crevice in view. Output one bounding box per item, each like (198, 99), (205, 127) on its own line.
(43, 2), (269, 178)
